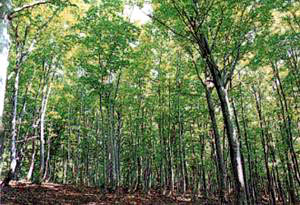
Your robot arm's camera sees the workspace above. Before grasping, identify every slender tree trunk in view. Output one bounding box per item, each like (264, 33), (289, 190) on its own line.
(199, 131), (207, 198)
(2, 65), (22, 187)
(1, 7), (48, 185)
(178, 118), (186, 193)
(0, 0), (55, 174)
(116, 109), (122, 186)
(253, 87), (276, 204)
(27, 137), (37, 181)
(108, 97), (116, 189)
(40, 84), (51, 180)
(176, 67), (186, 194)
(272, 62), (300, 186)
(105, 72), (122, 190)
(157, 83), (166, 192)
(25, 83), (43, 181)
(274, 95), (297, 203)
(99, 93), (107, 187)
(167, 80), (175, 192)
(63, 142), (67, 184)
(43, 131), (51, 181)
(239, 84), (256, 204)
(76, 92), (83, 184)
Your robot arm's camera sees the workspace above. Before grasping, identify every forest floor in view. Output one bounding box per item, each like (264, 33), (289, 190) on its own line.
(0, 181), (219, 205)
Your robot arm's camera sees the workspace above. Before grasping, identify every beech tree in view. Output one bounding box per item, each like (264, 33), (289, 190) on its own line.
(0, 0), (51, 159)
(1, 0), (299, 204)
(0, 0), (71, 187)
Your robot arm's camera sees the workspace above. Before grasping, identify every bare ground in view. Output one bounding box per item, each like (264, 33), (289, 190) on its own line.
(0, 181), (217, 205)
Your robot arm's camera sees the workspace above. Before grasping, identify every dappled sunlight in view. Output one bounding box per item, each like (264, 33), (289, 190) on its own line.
(1, 0), (299, 204)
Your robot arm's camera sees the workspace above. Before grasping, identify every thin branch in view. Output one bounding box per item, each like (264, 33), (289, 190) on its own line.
(170, 0), (202, 53)
(16, 136), (38, 143)
(186, 48), (206, 87)
(147, 13), (189, 40)
(171, 0), (193, 31)
(113, 72), (122, 101)
(196, 0), (215, 33)
(225, 42), (241, 86)
(9, 0), (52, 18)
(19, 6), (61, 64)
(210, 6), (224, 51)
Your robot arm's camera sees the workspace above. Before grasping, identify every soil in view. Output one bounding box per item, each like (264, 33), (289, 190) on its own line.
(0, 181), (217, 205)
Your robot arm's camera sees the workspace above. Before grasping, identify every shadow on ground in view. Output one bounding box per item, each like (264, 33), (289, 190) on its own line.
(0, 181), (217, 204)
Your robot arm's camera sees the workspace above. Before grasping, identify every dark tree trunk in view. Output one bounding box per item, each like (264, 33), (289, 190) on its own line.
(205, 87), (226, 203)
(253, 87), (276, 204)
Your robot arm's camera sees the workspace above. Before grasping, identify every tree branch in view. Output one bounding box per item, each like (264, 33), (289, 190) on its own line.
(147, 13), (189, 40)
(210, 6), (224, 52)
(185, 47), (206, 87)
(9, 0), (52, 19)
(225, 42), (241, 86)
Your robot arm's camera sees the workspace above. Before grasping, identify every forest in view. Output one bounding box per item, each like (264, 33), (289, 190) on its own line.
(0, 0), (299, 204)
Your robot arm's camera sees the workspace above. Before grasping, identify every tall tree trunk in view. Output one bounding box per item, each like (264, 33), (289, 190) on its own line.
(231, 98), (251, 204)
(194, 32), (247, 204)
(1, 5), (49, 185)
(0, 0), (56, 170)
(43, 131), (51, 181)
(2, 65), (22, 187)
(175, 64), (186, 194)
(0, 0), (11, 161)
(239, 84), (256, 204)
(167, 79), (175, 192)
(198, 128), (207, 198)
(40, 84), (51, 181)
(25, 81), (44, 181)
(272, 62), (300, 186)
(205, 87), (226, 203)
(272, 66), (297, 203)
(27, 136), (37, 181)
(215, 84), (246, 204)
(253, 87), (276, 204)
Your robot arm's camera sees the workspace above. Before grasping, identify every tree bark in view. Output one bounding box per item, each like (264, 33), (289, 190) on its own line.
(205, 87), (226, 203)
(194, 33), (247, 204)
(253, 87), (276, 204)
(40, 83), (52, 180)
(4, 62), (22, 187)
(0, 0), (11, 161)
(272, 62), (300, 186)
(27, 137), (37, 181)
(239, 84), (256, 204)
(0, 0), (53, 163)
(175, 64), (187, 194)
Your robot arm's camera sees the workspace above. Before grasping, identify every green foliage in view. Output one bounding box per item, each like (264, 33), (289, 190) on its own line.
(2, 1), (300, 203)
